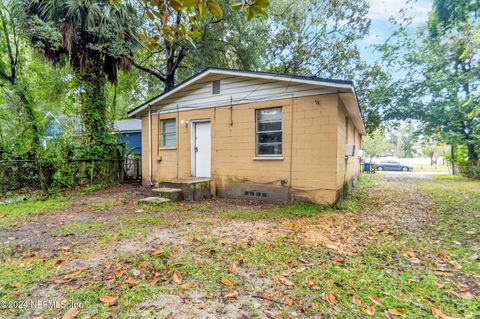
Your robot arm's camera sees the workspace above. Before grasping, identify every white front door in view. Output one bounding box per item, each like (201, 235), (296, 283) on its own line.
(192, 121), (211, 177)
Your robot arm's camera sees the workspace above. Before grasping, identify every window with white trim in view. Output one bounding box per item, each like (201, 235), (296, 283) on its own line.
(161, 119), (176, 148)
(256, 107), (282, 156)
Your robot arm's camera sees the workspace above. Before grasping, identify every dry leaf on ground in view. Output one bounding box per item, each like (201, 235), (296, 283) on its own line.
(278, 276), (294, 286)
(98, 295), (118, 306)
(62, 307), (79, 319)
(363, 305), (375, 316)
(22, 258), (34, 266)
(124, 277), (140, 285)
(224, 290), (239, 300)
(63, 269), (83, 280)
(387, 309), (406, 316)
(172, 270), (183, 284)
(229, 263), (236, 273)
(368, 295), (382, 305)
(151, 248), (164, 256)
(447, 288), (473, 300)
(321, 292), (336, 305)
(352, 295), (362, 305)
(220, 277), (235, 287)
(432, 307), (460, 319)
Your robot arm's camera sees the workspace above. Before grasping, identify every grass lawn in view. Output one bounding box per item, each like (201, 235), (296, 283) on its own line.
(0, 176), (478, 318)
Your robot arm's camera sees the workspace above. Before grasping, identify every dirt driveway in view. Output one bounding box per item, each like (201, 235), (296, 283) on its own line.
(0, 174), (478, 318)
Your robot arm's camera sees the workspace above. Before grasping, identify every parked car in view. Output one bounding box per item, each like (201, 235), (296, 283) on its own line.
(375, 161), (413, 172)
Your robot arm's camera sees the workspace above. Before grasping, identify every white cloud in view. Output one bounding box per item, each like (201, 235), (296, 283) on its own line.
(368, 0), (432, 25)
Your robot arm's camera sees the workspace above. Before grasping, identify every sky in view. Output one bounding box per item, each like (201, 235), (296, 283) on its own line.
(360, 0), (433, 64)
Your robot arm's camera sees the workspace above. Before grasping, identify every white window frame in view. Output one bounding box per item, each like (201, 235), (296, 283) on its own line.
(255, 107), (282, 157)
(160, 118), (176, 148)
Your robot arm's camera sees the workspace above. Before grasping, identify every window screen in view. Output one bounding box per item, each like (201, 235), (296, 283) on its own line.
(256, 107), (282, 156)
(161, 119), (176, 148)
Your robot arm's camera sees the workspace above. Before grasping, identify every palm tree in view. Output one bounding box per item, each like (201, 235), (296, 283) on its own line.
(20, 0), (139, 156)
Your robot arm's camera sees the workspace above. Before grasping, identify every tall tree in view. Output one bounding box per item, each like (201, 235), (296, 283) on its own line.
(20, 0), (139, 157)
(0, 1), (41, 158)
(379, 1), (480, 162)
(133, 0), (269, 91)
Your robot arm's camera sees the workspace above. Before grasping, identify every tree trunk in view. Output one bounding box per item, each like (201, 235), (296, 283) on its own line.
(451, 145), (455, 175)
(165, 73), (175, 92)
(467, 143), (478, 163)
(78, 63), (111, 157)
(17, 88), (41, 158)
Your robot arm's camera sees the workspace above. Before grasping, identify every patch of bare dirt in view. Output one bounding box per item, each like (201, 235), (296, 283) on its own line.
(206, 218), (292, 245)
(291, 212), (368, 254)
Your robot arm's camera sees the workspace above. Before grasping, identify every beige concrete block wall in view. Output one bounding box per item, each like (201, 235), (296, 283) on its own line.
(141, 94), (343, 203)
(336, 99), (362, 196)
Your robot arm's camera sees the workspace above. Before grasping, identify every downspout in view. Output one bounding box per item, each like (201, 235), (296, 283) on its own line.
(289, 94), (294, 202)
(176, 104), (179, 179)
(148, 105), (153, 186)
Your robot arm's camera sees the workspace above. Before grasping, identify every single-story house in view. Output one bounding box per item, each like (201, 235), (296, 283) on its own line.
(42, 113), (142, 155)
(128, 68), (364, 204)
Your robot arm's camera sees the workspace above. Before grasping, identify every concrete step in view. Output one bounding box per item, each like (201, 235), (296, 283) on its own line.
(138, 197), (171, 205)
(158, 178), (211, 201)
(152, 187), (183, 201)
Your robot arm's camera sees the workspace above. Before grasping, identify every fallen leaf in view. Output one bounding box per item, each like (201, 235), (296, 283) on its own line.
(438, 254), (448, 261)
(278, 276), (294, 286)
(63, 270), (83, 280)
(352, 295), (362, 305)
(435, 271), (453, 276)
(363, 305), (375, 316)
(224, 290), (238, 300)
(449, 261), (462, 269)
(263, 310), (279, 319)
(432, 307), (460, 319)
(447, 289), (473, 300)
(148, 278), (159, 287)
(22, 258), (34, 266)
(11, 289), (24, 297)
(432, 307), (443, 317)
(62, 307), (79, 319)
(98, 295), (118, 306)
(124, 277), (140, 285)
(172, 270), (183, 284)
(387, 309), (406, 316)
(321, 292), (336, 305)
(403, 251), (416, 258)
(151, 248), (164, 256)
(384, 310), (395, 319)
(305, 276), (314, 286)
(220, 277), (235, 287)
(333, 256), (345, 264)
(368, 295), (382, 305)
(228, 263), (236, 273)
(237, 254), (244, 265)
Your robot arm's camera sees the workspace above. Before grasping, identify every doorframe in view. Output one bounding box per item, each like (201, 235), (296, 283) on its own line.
(190, 119), (211, 177)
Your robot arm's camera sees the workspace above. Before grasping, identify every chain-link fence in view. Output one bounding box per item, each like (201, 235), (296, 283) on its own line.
(0, 157), (141, 195)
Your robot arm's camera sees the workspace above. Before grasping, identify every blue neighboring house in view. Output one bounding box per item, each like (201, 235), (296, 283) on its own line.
(42, 112), (142, 155)
(113, 119), (142, 155)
